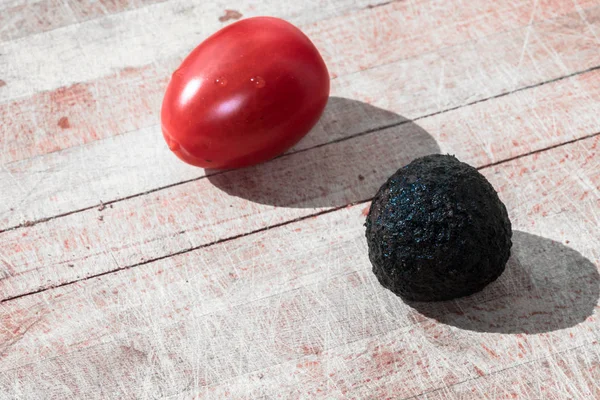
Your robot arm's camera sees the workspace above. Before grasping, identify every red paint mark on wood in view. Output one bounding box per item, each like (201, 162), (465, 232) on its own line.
(302, 345), (321, 355)
(519, 167), (529, 176)
(219, 9), (242, 22)
(120, 345), (147, 360)
(373, 350), (395, 366)
(474, 366), (485, 376)
(347, 273), (362, 288)
(481, 344), (499, 358)
(120, 66), (140, 77)
(57, 116), (70, 129)
(1, 62), (168, 164)
(296, 360), (321, 376)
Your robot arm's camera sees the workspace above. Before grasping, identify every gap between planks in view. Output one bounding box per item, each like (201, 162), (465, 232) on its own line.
(1, 135), (598, 397)
(2, 63), (599, 236)
(2, 53), (600, 302)
(3, 5), (600, 235)
(2, 125), (598, 305)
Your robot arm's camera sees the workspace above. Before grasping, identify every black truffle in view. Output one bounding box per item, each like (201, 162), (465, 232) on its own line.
(365, 154), (512, 301)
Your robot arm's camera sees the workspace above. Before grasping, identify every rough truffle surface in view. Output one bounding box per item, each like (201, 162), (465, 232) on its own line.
(365, 154), (512, 301)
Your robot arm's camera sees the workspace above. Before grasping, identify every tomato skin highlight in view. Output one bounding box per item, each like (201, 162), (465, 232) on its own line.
(161, 17), (330, 169)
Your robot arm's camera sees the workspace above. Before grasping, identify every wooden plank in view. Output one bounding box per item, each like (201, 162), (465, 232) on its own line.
(0, 134), (598, 398)
(0, 0), (167, 42)
(1, 0), (593, 43)
(2, 8), (600, 229)
(311, 0), (600, 78)
(423, 344), (600, 399)
(0, 0), (414, 103)
(1, 63), (599, 299)
(0, 61), (174, 164)
(1, 64), (599, 300)
(182, 341), (600, 399)
(2, 2), (599, 165)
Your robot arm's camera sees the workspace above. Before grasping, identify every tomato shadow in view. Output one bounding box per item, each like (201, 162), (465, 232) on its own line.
(206, 96), (440, 208)
(406, 231), (600, 334)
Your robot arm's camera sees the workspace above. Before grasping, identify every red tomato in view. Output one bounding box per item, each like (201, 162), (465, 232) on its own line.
(161, 17), (330, 169)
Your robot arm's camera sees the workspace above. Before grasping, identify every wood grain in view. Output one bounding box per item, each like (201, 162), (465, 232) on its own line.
(0, 0), (406, 103)
(0, 134), (598, 398)
(0, 0), (167, 42)
(2, 0), (599, 397)
(1, 65), (599, 301)
(2, 2), (599, 164)
(2, 8), (600, 231)
(423, 344), (600, 399)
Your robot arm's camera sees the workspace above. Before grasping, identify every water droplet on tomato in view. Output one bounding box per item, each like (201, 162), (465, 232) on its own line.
(250, 76), (266, 88)
(215, 77), (228, 86)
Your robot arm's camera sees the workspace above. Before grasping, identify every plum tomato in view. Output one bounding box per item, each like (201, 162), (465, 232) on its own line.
(161, 17), (330, 169)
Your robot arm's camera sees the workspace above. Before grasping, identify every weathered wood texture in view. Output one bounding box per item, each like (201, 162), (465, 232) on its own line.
(0, 135), (599, 399)
(1, 65), (598, 301)
(0, 0), (170, 42)
(2, 59), (600, 231)
(2, 2), (599, 165)
(1, 0), (599, 398)
(0, 0), (420, 102)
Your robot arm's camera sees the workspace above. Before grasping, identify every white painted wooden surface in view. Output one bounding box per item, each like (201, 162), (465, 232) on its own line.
(0, 0), (599, 398)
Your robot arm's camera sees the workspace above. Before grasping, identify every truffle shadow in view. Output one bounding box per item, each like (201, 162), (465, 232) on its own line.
(408, 231), (600, 334)
(208, 97), (440, 208)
